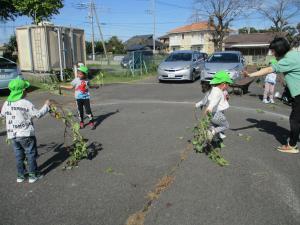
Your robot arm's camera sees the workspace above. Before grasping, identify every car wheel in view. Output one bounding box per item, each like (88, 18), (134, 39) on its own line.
(191, 71), (196, 82)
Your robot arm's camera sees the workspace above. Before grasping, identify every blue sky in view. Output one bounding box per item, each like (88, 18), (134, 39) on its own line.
(1, 0), (300, 44)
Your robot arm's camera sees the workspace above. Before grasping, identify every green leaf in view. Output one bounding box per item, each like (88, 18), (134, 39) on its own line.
(256, 109), (265, 114)
(195, 144), (203, 152)
(105, 167), (114, 173)
(245, 135), (252, 142)
(220, 143), (226, 148)
(192, 140), (198, 145)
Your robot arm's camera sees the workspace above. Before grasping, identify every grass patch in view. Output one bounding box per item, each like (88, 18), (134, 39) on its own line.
(88, 63), (157, 85)
(90, 72), (156, 85)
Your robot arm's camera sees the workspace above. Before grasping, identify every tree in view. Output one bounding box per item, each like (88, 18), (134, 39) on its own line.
(13, 0), (64, 24)
(238, 27), (259, 34)
(256, 0), (300, 32)
(106, 36), (125, 54)
(3, 34), (18, 61)
(0, 0), (18, 21)
(85, 41), (93, 55)
(283, 23), (300, 47)
(85, 41), (104, 55)
(193, 0), (255, 51)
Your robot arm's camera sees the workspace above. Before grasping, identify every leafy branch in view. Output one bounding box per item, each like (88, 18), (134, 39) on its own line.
(192, 111), (229, 166)
(49, 101), (88, 168)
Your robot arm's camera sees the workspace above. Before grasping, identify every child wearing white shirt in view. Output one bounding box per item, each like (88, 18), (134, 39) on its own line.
(0, 79), (50, 183)
(195, 71), (233, 140)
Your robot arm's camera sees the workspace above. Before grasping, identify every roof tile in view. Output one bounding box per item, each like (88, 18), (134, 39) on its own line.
(168, 21), (213, 34)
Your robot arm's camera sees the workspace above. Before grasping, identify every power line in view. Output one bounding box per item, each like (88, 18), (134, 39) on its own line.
(155, 0), (193, 10)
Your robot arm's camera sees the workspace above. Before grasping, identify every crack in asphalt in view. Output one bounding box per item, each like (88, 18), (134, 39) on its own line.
(125, 144), (193, 225)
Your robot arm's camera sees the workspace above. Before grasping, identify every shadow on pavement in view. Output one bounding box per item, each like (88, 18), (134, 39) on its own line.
(38, 141), (103, 175)
(93, 110), (120, 129)
(249, 94), (264, 100)
(38, 143), (69, 175)
(231, 118), (289, 145)
(0, 131), (6, 136)
(159, 78), (200, 85)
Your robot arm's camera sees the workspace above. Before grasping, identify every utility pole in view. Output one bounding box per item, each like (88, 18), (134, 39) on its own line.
(90, 1), (96, 61)
(152, 0), (156, 54)
(92, 2), (108, 63)
(75, 1), (96, 61)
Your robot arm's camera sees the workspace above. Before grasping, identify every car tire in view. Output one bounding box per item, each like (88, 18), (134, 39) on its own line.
(191, 71), (196, 82)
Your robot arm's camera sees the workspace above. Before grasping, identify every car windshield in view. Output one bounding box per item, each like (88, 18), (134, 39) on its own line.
(0, 58), (16, 69)
(165, 53), (192, 62)
(207, 53), (239, 63)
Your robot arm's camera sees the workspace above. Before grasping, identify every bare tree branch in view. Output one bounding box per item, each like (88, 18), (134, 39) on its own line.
(193, 0), (255, 50)
(256, 0), (300, 32)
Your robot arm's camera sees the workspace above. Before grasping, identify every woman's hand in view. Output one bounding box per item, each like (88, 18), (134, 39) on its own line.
(242, 70), (249, 77)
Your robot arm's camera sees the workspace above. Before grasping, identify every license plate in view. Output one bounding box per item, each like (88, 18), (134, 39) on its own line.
(0, 74), (10, 79)
(168, 73), (175, 78)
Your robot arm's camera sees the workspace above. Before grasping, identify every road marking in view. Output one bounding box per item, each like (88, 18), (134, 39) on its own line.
(0, 100), (289, 134)
(92, 99), (290, 120)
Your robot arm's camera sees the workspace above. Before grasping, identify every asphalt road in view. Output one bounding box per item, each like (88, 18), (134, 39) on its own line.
(0, 78), (299, 225)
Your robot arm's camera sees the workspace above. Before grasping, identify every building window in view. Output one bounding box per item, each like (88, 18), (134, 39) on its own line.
(191, 45), (203, 51)
(182, 34), (184, 40)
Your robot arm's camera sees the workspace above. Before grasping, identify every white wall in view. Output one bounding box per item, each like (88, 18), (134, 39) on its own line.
(169, 31), (209, 52)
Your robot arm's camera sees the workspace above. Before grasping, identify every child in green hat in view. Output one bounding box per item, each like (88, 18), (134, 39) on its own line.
(61, 65), (99, 129)
(0, 78), (50, 183)
(195, 70), (233, 140)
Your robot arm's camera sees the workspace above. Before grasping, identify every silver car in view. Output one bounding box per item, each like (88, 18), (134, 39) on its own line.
(200, 51), (245, 83)
(158, 50), (207, 82)
(0, 57), (22, 90)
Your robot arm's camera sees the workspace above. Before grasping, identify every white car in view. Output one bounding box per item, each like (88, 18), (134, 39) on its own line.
(158, 50), (207, 82)
(0, 57), (22, 90)
(200, 51), (245, 84)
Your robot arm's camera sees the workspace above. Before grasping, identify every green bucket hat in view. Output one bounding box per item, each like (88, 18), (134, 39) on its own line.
(7, 78), (30, 102)
(269, 58), (277, 65)
(210, 70), (233, 85)
(78, 65), (89, 74)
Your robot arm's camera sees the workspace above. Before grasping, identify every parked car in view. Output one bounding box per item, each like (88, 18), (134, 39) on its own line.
(158, 50), (206, 82)
(121, 50), (153, 68)
(0, 57), (22, 90)
(200, 51), (245, 83)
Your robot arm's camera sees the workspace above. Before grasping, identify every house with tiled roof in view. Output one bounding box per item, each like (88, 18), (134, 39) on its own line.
(124, 34), (165, 52)
(168, 21), (215, 54)
(225, 33), (284, 64)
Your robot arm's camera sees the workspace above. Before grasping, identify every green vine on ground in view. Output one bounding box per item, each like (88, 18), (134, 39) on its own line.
(49, 101), (88, 168)
(192, 111), (229, 166)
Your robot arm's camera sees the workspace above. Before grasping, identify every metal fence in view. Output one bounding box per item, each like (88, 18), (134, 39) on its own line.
(86, 52), (167, 76)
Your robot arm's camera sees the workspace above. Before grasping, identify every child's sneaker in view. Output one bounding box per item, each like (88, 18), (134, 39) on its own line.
(16, 175), (25, 183)
(277, 145), (299, 154)
(262, 99), (269, 104)
(28, 173), (44, 183)
(269, 99), (275, 104)
(88, 121), (95, 130)
(79, 122), (84, 129)
(219, 132), (226, 139)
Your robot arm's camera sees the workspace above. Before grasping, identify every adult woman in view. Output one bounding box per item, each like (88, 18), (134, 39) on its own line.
(244, 37), (300, 153)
